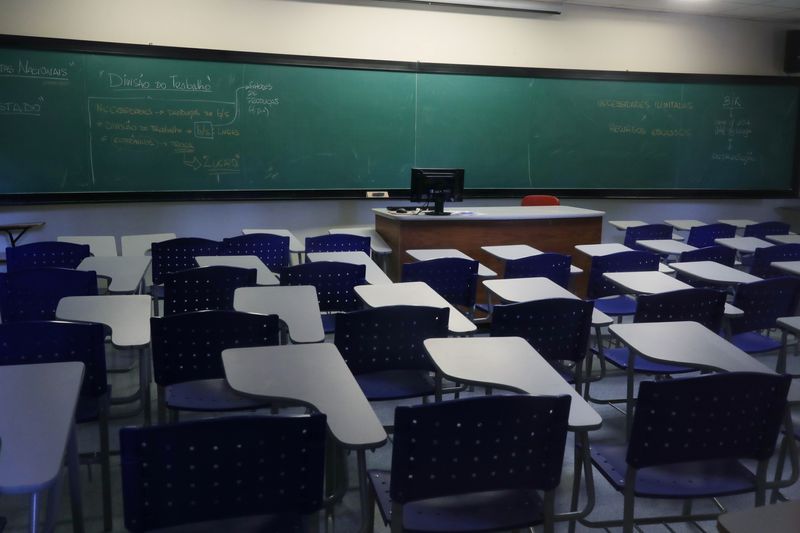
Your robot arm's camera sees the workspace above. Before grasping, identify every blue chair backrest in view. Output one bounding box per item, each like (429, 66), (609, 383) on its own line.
(623, 224), (673, 251)
(280, 261), (366, 313)
(677, 245), (736, 267)
(628, 372), (790, 469)
(151, 237), (221, 285)
(686, 223), (737, 248)
(729, 276), (800, 335)
(401, 257), (479, 309)
(588, 251), (660, 300)
(334, 305), (449, 374)
(221, 233), (290, 272)
(390, 395), (571, 503)
(120, 414), (327, 531)
(634, 288), (726, 332)
(305, 234), (370, 254)
(749, 243), (800, 278)
(164, 265), (257, 315)
(150, 310), (280, 387)
(743, 221), (790, 239)
(503, 253), (571, 288)
(0, 320), (108, 398)
(0, 267), (98, 322)
(490, 298), (593, 363)
(6, 241), (91, 272)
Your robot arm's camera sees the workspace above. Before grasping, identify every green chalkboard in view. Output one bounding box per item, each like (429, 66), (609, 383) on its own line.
(0, 37), (798, 200)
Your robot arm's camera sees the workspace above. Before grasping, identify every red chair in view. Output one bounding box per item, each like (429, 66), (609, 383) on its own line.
(521, 194), (560, 206)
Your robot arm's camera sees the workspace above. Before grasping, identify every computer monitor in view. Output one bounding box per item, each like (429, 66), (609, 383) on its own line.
(409, 168), (465, 216)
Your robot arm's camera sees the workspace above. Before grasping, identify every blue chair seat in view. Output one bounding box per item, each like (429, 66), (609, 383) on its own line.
(729, 331), (782, 354)
(602, 347), (695, 374)
(355, 370), (435, 401)
(165, 378), (271, 412)
(591, 443), (759, 498)
(369, 471), (547, 532)
(593, 295), (637, 316)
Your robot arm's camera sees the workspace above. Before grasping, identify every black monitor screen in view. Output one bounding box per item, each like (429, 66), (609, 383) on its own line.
(409, 168), (464, 216)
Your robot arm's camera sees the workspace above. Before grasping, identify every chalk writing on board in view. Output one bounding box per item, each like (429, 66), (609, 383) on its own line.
(600, 98), (694, 138)
(0, 59), (69, 81)
(0, 100), (42, 116)
(105, 71), (212, 93)
(87, 80), (279, 182)
(711, 94), (755, 166)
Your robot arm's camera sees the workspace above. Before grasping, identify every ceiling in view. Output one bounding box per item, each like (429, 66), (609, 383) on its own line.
(566, 0), (800, 23)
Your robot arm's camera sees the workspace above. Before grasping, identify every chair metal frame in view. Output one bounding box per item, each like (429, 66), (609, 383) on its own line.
(580, 372), (792, 533)
(367, 394), (571, 533)
(150, 310), (281, 424)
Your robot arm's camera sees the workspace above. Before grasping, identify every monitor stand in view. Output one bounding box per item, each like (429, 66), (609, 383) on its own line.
(424, 193), (450, 216)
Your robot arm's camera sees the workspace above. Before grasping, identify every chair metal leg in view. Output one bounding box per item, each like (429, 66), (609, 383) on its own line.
(98, 401), (112, 531)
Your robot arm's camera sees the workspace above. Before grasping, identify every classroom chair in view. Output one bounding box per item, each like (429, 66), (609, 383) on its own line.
(586, 372), (790, 533)
(0, 320), (113, 531)
(587, 250), (660, 317)
(222, 232), (291, 272)
(5, 241), (91, 272)
(334, 305), (448, 406)
(503, 252), (572, 288)
(120, 414), (327, 532)
(305, 233), (370, 256)
(57, 235), (118, 256)
(622, 223), (673, 252)
(0, 267), (98, 322)
(280, 261), (366, 333)
(748, 243), (800, 278)
(150, 237), (221, 314)
(367, 394), (571, 533)
(490, 298), (593, 388)
(685, 222), (736, 248)
(728, 276), (800, 357)
(743, 220), (791, 239)
(520, 194), (560, 206)
(401, 257), (479, 317)
(163, 265), (257, 315)
(149, 310), (280, 424)
(585, 287), (727, 406)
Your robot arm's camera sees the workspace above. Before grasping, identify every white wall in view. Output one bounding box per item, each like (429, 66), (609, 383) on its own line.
(0, 0), (798, 240)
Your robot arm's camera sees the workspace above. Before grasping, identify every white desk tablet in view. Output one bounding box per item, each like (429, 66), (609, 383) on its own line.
(481, 244), (583, 274)
(715, 236), (774, 254)
(608, 220), (646, 230)
(406, 248), (497, 277)
(424, 336), (602, 431)
(669, 260), (761, 285)
(635, 239), (696, 256)
(664, 219), (707, 231)
(765, 234), (800, 245)
(483, 276), (613, 327)
(717, 219), (758, 229)
(306, 251), (392, 285)
(77, 256), (151, 294)
(233, 285), (325, 344)
(194, 255), (279, 286)
(354, 281), (477, 334)
(223, 343), (386, 449)
(0, 362), (85, 533)
(772, 260), (800, 276)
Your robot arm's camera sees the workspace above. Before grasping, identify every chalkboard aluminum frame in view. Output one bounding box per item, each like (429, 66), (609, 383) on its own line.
(0, 34), (798, 204)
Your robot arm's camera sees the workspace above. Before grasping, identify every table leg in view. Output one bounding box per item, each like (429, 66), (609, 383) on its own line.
(29, 492), (40, 533)
(357, 450), (371, 533)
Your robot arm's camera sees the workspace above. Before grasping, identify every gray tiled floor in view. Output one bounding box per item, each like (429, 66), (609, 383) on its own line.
(1, 334), (798, 532)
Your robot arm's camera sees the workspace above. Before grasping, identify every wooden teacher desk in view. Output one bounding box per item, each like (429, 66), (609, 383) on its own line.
(374, 205), (604, 296)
